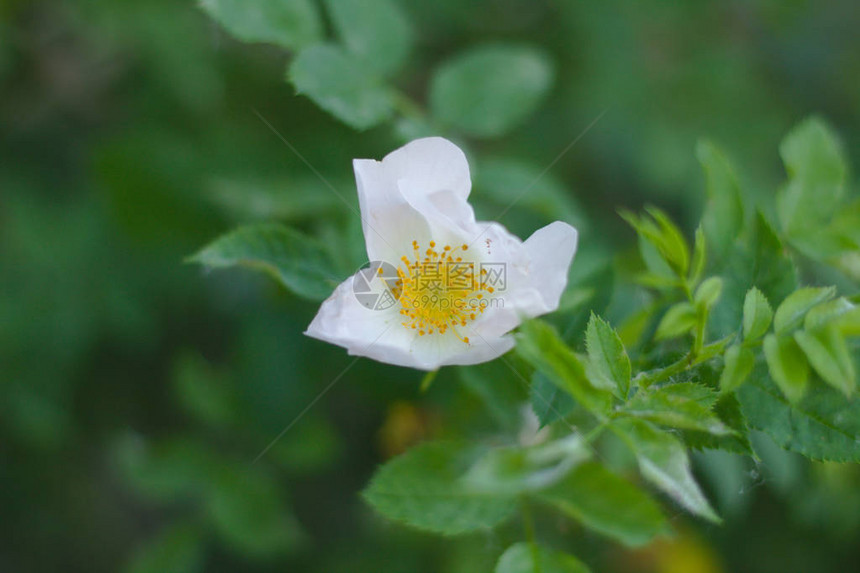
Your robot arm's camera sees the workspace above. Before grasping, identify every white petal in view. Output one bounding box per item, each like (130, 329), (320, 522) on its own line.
(522, 221), (578, 315)
(310, 137), (579, 372)
(353, 137), (472, 262)
(305, 272), (521, 371)
(400, 185), (478, 246)
(451, 334), (516, 365)
(464, 220), (577, 321)
(352, 168), (430, 265)
(370, 136), (471, 202)
(305, 274), (420, 368)
(469, 221), (547, 316)
(411, 331), (516, 368)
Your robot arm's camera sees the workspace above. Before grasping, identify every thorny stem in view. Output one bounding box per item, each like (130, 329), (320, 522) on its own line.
(633, 350), (697, 387)
(636, 328), (770, 387)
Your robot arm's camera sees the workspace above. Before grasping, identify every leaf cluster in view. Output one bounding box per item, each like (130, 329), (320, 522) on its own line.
(189, 4), (860, 566)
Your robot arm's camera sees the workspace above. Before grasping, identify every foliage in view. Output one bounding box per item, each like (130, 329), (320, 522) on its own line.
(4, 0), (860, 572)
(188, 223), (340, 300)
(196, 101), (860, 567)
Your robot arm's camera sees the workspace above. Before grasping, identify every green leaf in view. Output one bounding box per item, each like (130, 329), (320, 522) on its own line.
(537, 462), (668, 547)
(430, 44), (554, 137)
(206, 176), (339, 222)
(199, 0), (321, 50)
(635, 270), (680, 290)
(738, 372), (860, 461)
(623, 383), (729, 435)
(645, 206), (690, 276)
(710, 212), (797, 339)
(831, 197), (860, 245)
(125, 522), (204, 573)
(777, 117), (847, 235)
(835, 251), (860, 283)
(696, 334), (736, 363)
(172, 352), (239, 428)
(746, 213), (799, 303)
(363, 441), (517, 535)
(804, 297), (860, 335)
(655, 302), (697, 340)
(763, 334), (809, 403)
(464, 436), (591, 495)
(613, 419), (720, 523)
(188, 223), (339, 300)
(773, 286), (836, 334)
(719, 344), (754, 394)
(742, 287), (773, 341)
(835, 306), (860, 336)
(115, 436), (215, 502)
(517, 320), (613, 418)
(585, 313), (631, 397)
(459, 361), (527, 431)
(696, 140), (744, 261)
(667, 382), (718, 407)
(206, 467), (304, 556)
(323, 0), (413, 77)
(824, 199), (860, 267)
(694, 277), (723, 309)
(637, 238), (677, 283)
(682, 393), (752, 455)
(690, 226), (707, 284)
(289, 44), (395, 130)
(794, 326), (855, 397)
(268, 414), (341, 474)
(531, 371), (576, 427)
(496, 542), (591, 573)
(622, 209), (688, 277)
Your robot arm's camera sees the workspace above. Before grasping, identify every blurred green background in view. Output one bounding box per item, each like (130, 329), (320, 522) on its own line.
(2, 0), (859, 571)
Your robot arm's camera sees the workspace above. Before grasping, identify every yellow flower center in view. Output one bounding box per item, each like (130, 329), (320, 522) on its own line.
(395, 240), (493, 343)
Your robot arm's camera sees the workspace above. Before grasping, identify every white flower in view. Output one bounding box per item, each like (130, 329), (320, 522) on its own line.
(305, 137), (578, 371)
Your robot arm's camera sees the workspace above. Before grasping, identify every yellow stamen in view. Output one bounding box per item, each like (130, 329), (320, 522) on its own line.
(395, 239), (493, 344)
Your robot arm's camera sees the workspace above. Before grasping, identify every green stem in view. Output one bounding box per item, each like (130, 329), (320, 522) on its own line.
(520, 500), (541, 573)
(681, 279), (694, 303)
(516, 422), (609, 570)
(419, 369), (439, 393)
(634, 351), (694, 387)
(741, 336), (765, 350)
(693, 307), (706, 358)
(584, 420), (610, 444)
